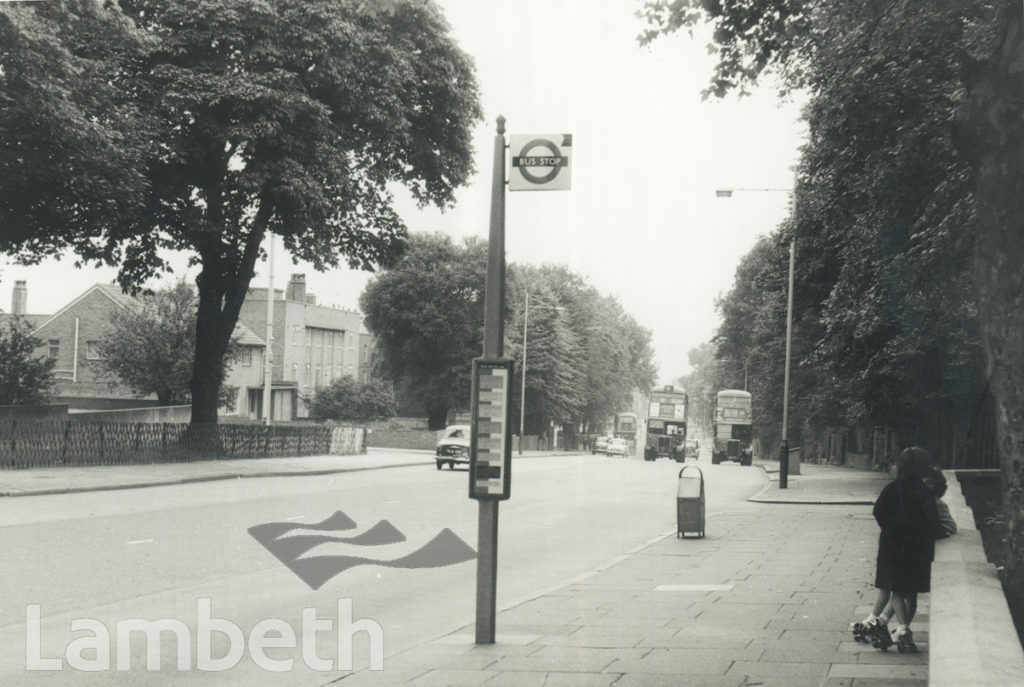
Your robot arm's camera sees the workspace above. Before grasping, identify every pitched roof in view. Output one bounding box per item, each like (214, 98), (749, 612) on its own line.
(24, 282), (265, 346)
(30, 283), (135, 334)
(232, 320), (264, 346)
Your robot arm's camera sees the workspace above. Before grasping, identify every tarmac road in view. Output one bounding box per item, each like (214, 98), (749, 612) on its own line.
(0, 449), (765, 685)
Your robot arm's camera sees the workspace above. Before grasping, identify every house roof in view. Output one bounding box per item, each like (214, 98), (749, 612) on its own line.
(29, 283), (265, 347)
(30, 283), (136, 334)
(233, 320), (264, 346)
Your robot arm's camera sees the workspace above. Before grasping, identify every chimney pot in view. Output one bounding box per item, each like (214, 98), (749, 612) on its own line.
(286, 274), (307, 303)
(12, 280), (27, 315)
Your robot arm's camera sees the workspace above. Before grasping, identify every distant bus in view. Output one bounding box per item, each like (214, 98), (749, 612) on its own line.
(614, 412), (637, 440)
(712, 389), (753, 466)
(643, 385), (687, 461)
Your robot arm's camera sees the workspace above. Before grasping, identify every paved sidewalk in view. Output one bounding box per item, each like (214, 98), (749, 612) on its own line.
(335, 460), (924, 687)
(344, 487), (922, 686)
(0, 448), (480, 497)
(749, 459), (892, 505)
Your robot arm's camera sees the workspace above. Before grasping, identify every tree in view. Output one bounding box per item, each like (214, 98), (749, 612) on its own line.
(954, 0), (1024, 620)
(360, 232), (487, 429)
(310, 377), (396, 421)
(0, 0), (482, 428)
(94, 280), (236, 406)
(360, 233), (658, 432)
(0, 317), (55, 405)
(641, 0), (1024, 616)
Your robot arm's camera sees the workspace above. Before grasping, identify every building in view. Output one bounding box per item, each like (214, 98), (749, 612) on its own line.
(3, 276), (366, 420)
(358, 325), (377, 383)
(4, 282), (266, 414)
(238, 273), (364, 420)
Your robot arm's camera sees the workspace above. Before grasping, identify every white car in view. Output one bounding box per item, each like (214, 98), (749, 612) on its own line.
(605, 437), (629, 457)
(435, 425), (471, 470)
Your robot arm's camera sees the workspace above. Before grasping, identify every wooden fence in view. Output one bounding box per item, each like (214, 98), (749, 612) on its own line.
(0, 421), (365, 469)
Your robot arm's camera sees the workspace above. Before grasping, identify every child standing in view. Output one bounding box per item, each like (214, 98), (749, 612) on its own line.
(851, 447), (941, 653)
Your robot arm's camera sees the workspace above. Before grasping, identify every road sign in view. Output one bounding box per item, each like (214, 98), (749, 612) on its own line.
(469, 358), (514, 500)
(509, 134), (572, 191)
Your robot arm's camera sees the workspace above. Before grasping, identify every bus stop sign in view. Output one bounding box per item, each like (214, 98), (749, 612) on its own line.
(509, 134), (572, 191)
(469, 358), (514, 500)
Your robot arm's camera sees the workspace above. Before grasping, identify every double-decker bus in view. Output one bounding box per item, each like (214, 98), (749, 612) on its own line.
(614, 411), (638, 455)
(614, 412), (637, 441)
(643, 385), (687, 461)
(712, 389), (753, 465)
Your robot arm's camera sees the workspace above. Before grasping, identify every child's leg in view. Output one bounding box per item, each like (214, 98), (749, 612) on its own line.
(879, 598), (894, 624)
(891, 592), (919, 653)
(904, 593), (917, 624)
(870, 589), (891, 617)
(892, 592), (920, 627)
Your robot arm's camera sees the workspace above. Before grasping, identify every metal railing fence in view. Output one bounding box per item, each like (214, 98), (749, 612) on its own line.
(0, 421), (364, 468)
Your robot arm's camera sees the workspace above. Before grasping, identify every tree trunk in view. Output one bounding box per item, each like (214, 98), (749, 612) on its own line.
(427, 404), (448, 431)
(189, 205), (270, 428)
(957, 1), (1024, 616)
(186, 271), (232, 459)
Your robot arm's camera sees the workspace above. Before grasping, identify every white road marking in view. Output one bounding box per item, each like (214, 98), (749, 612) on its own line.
(126, 538), (154, 545)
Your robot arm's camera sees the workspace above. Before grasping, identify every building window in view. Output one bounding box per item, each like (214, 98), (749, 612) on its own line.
(291, 363), (298, 381)
(304, 363), (311, 384)
(47, 339), (60, 359)
(85, 341), (103, 360)
(238, 348), (253, 367)
(292, 326), (302, 345)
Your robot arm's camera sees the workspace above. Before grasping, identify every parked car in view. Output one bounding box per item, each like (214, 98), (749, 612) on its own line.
(605, 437), (629, 457)
(592, 436), (610, 454)
(436, 425), (471, 470)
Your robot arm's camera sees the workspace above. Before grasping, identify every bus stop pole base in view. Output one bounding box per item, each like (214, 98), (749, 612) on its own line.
(475, 499), (499, 644)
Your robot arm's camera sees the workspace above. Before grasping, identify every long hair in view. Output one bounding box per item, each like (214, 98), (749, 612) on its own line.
(895, 446), (931, 481)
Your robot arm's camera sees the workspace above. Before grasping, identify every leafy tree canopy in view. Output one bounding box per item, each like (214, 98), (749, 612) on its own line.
(647, 0), (1024, 610)
(310, 376), (397, 422)
(360, 232), (488, 429)
(0, 317), (55, 406)
(360, 232), (658, 432)
(94, 280), (238, 407)
(0, 0), (483, 425)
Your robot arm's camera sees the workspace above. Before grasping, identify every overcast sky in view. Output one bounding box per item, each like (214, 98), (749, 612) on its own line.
(0, 0), (806, 382)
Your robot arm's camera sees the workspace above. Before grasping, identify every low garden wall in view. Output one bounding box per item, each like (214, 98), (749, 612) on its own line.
(931, 470), (1024, 686)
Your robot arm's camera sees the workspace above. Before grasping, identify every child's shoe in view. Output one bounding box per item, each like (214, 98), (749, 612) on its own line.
(871, 621), (893, 651)
(895, 628), (917, 654)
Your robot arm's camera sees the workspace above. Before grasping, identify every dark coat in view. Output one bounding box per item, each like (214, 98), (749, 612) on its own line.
(873, 478), (941, 593)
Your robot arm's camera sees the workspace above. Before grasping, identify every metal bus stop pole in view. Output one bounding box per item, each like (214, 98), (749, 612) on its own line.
(475, 116), (507, 644)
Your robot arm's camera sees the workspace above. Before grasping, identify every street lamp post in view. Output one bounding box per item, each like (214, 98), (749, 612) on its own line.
(518, 292), (565, 455)
(716, 185), (795, 489)
(519, 292), (530, 455)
